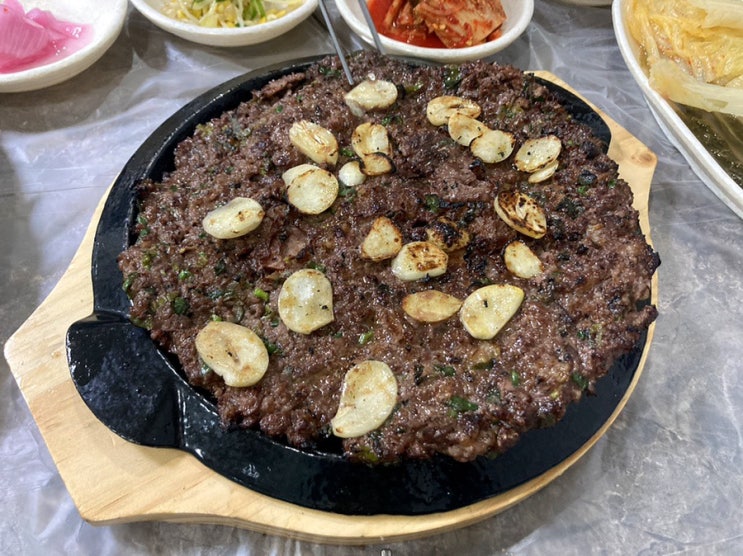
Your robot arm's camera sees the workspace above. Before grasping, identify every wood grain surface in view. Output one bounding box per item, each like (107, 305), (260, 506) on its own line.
(4, 72), (658, 545)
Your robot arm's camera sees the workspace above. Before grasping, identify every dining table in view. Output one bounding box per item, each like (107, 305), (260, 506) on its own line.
(2, 1), (742, 554)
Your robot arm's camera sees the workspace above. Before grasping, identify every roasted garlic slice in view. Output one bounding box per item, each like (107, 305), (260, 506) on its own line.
(514, 135), (562, 173)
(494, 191), (548, 239)
(331, 360), (398, 438)
(281, 162), (315, 185)
(425, 217), (471, 252)
(391, 241), (448, 281)
(470, 129), (516, 164)
(351, 122), (394, 176)
(460, 284), (525, 340)
(202, 197), (265, 239)
(352, 122), (392, 157)
(359, 152), (394, 177)
(195, 321), (269, 387)
(289, 120), (339, 166)
(338, 160), (366, 187)
(504, 240), (544, 279)
(282, 164), (339, 215)
(527, 159), (559, 184)
(447, 112), (486, 147)
(361, 216), (403, 262)
(278, 268), (335, 334)
(426, 95), (481, 126)
(402, 290), (462, 323)
(344, 79), (398, 117)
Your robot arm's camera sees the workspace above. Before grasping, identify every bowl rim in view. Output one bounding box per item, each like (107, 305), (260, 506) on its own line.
(129, 0), (320, 42)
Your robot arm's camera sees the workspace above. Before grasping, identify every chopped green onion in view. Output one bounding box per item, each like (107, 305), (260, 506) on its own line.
(172, 296), (190, 315)
(448, 396), (478, 414)
(571, 372), (589, 390)
(381, 114), (402, 126)
(444, 66), (463, 89)
(319, 65), (341, 78)
(358, 330), (375, 345)
(424, 193), (441, 213)
(434, 364), (456, 377)
(404, 82), (424, 95)
(263, 338), (281, 355)
(122, 273), (137, 293)
(253, 287), (270, 302)
(472, 359), (495, 371)
(338, 183), (357, 200)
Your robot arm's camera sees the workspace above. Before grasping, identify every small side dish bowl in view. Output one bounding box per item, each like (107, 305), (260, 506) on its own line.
(0, 0), (128, 94)
(129, 0), (320, 47)
(335, 0), (534, 63)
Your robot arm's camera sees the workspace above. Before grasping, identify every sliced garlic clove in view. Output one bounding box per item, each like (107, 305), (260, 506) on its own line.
(391, 241), (448, 281)
(402, 290), (462, 323)
(494, 191), (548, 239)
(351, 122), (392, 158)
(503, 240), (544, 278)
(527, 159), (559, 184)
(278, 268), (335, 334)
(351, 122), (395, 176)
(195, 321), (269, 387)
(425, 217), (471, 252)
(281, 163), (316, 184)
(426, 95), (482, 126)
(202, 197), (265, 239)
(514, 135), (562, 173)
(359, 152), (394, 176)
(289, 120), (339, 166)
(447, 112), (487, 147)
(284, 165), (339, 214)
(361, 216), (403, 262)
(344, 79), (398, 116)
(331, 360), (398, 438)
(470, 129), (516, 164)
(460, 284), (525, 340)
(338, 160), (366, 187)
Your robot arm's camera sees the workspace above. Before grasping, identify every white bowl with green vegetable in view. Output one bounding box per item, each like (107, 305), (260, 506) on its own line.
(130, 0), (319, 47)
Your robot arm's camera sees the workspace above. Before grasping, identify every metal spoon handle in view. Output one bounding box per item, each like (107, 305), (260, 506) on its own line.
(319, 0), (354, 85)
(357, 0), (385, 54)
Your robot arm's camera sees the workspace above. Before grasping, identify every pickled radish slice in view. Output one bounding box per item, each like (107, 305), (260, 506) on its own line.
(0, 0), (93, 74)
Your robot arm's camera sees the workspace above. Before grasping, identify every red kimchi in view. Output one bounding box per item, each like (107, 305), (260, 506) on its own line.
(369, 0), (507, 49)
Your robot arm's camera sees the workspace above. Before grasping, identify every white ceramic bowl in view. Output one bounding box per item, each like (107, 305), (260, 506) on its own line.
(0, 0), (127, 93)
(613, 0), (743, 218)
(335, 0), (534, 63)
(130, 0), (319, 47)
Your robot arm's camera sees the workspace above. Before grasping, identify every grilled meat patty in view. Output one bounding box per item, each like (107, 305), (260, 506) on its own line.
(118, 52), (659, 463)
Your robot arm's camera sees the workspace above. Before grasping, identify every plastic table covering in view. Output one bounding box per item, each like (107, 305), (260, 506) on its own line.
(2, 1), (742, 554)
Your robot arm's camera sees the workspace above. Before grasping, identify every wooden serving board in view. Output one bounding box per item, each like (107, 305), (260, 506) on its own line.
(4, 73), (658, 545)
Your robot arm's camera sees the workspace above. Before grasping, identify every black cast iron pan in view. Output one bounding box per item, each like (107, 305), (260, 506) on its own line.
(67, 54), (642, 516)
